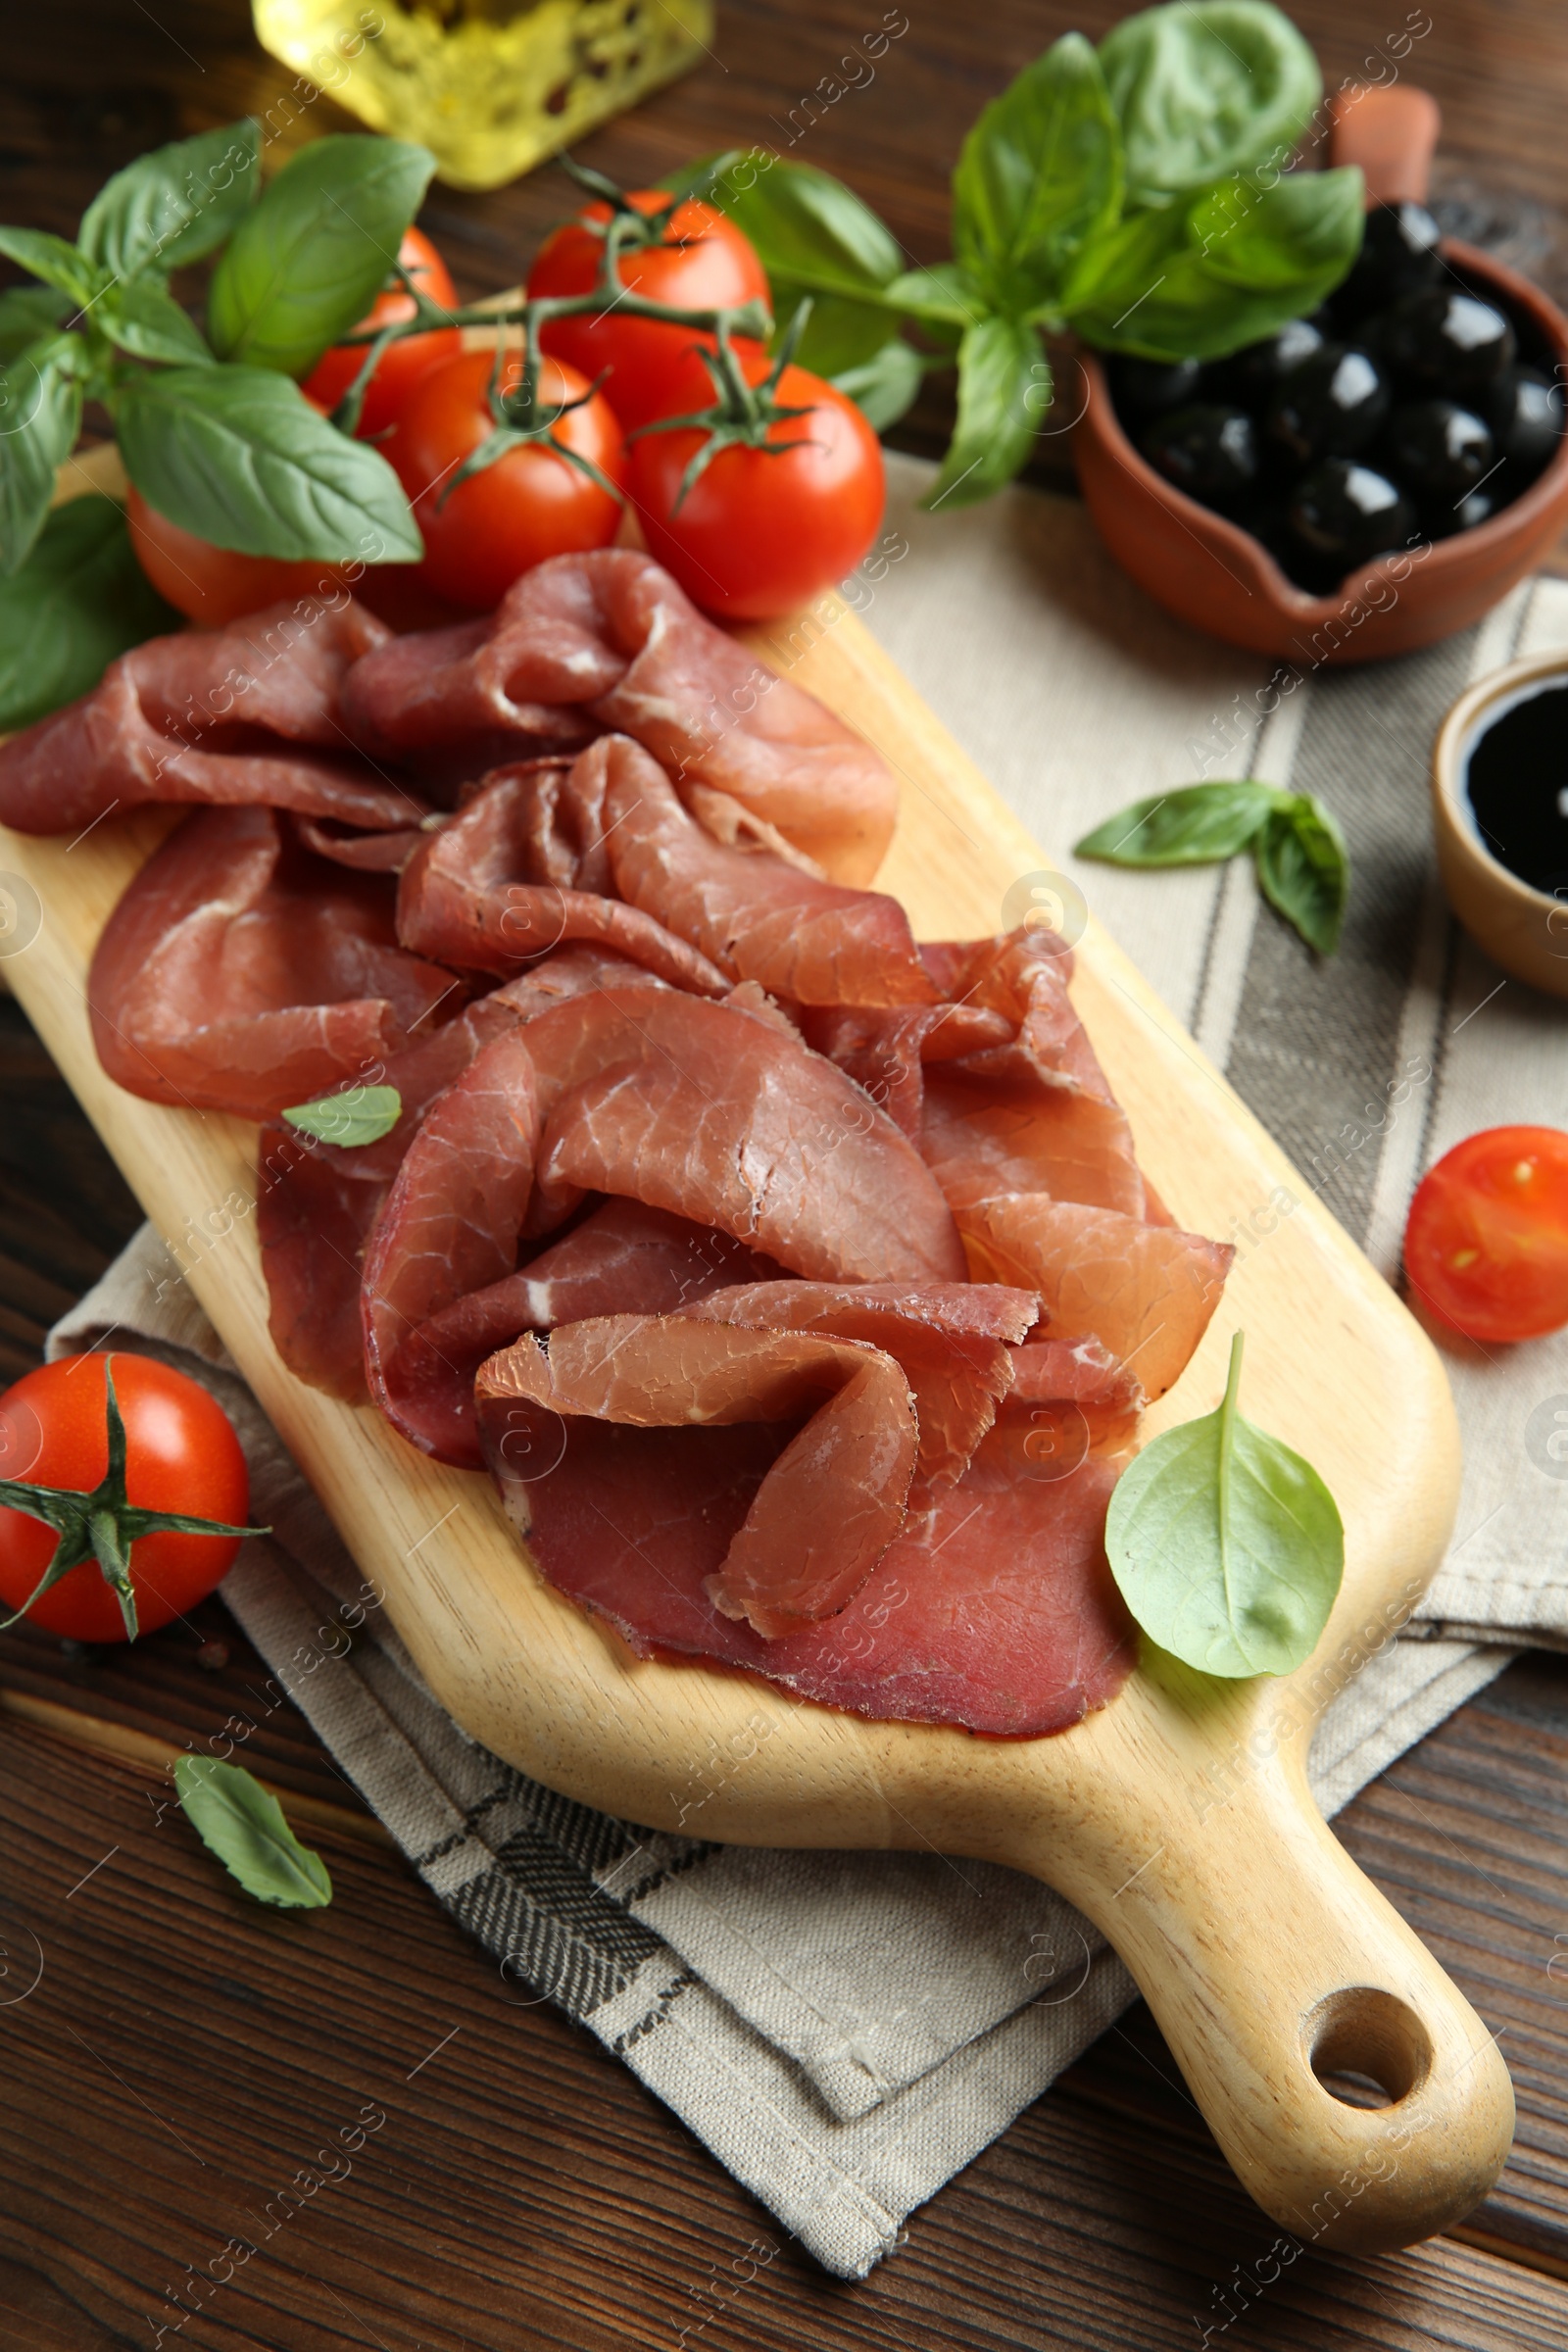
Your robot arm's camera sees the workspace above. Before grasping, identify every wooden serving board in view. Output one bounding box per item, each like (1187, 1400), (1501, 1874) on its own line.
(0, 492), (1514, 2251)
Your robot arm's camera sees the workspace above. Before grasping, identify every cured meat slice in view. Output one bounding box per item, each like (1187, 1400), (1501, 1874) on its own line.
(480, 1317), (918, 1636)
(396, 754), (730, 995)
(957, 1194), (1233, 1401)
(88, 805), (456, 1119)
(340, 551), (898, 881)
(801, 1003), (1013, 1138)
(600, 736), (936, 1007)
(0, 597), (421, 837)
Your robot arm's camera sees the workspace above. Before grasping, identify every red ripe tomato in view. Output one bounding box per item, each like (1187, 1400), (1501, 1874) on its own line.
(0, 1355), (252, 1643)
(527, 192), (768, 432)
(384, 347), (626, 610)
(126, 486), (354, 626)
(1403, 1125), (1568, 1343)
(628, 359), (885, 620)
(301, 224), (463, 440)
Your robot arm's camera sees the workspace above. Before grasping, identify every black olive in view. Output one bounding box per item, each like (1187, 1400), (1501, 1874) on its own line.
(1139, 404), (1258, 509)
(1427, 485), (1504, 538)
(1379, 288), (1516, 397)
(1206, 316), (1325, 409)
(1288, 460), (1418, 570)
(1106, 355), (1205, 428)
(1484, 366), (1565, 477)
(1332, 201), (1445, 323)
(1381, 399), (1495, 499)
(1266, 344), (1391, 466)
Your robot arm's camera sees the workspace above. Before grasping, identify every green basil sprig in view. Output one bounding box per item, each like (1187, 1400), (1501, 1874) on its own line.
(1105, 1331), (1345, 1679)
(174, 1756), (333, 1910)
(678, 0), (1360, 505)
(0, 497), (178, 731)
(1075, 779), (1349, 955)
(283, 1084), (403, 1147)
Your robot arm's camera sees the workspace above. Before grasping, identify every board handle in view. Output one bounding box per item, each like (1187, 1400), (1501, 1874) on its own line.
(1019, 1717), (1514, 2251)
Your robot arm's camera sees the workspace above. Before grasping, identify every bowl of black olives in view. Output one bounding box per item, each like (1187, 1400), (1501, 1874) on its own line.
(1072, 204), (1568, 665)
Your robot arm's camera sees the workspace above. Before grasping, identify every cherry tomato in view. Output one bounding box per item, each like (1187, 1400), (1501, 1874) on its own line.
(628, 358), (885, 620)
(0, 1355), (252, 1643)
(126, 486), (355, 626)
(301, 225), (463, 440)
(527, 191), (769, 433)
(1403, 1125), (1568, 1343)
(384, 347), (626, 610)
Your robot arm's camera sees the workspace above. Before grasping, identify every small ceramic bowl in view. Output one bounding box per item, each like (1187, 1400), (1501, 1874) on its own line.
(1072, 239), (1568, 667)
(1432, 650), (1568, 998)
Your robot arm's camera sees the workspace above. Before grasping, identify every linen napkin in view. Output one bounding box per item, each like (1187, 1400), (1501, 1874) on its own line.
(47, 448), (1566, 2278)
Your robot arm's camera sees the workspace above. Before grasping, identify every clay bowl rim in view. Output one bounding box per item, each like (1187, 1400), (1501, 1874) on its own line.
(1075, 235), (1568, 630)
(1431, 646), (1568, 928)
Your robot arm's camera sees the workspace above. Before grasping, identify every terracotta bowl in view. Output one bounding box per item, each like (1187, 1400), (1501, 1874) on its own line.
(1432, 650), (1568, 997)
(1071, 240), (1568, 666)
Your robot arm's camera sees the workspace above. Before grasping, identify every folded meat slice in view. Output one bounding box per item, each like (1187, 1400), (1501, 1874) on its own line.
(957, 1194), (1233, 1401)
(0, 597), (421, 836)
(600, 736), (935, 1006)
(88, 805), (456, 1119)
(396, 751), (730, 996)
(340, 551), (898, 882)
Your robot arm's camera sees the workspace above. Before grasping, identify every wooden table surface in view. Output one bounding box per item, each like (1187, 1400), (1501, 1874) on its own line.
(4, 5), (1568, 2347)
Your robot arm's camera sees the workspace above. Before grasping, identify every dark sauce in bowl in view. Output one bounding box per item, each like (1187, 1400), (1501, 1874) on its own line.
(1463, 678), (1568, 896)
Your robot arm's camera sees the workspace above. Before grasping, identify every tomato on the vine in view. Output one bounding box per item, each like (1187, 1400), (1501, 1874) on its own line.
(1403, 1125), (1568, 1343)
(0, 1354), (257, 1643)
(301, 224), (463, 440)
(629, 356), (885, 620)
(527, 191), (768, 433)
(384, 347), (626, 609)
(125, 487), (355, 627)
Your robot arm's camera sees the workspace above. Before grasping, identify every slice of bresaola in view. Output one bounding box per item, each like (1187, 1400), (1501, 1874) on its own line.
(0, 596), (422, 837)
(340, 550), (898, 882)
(88, 805), (457, 1120)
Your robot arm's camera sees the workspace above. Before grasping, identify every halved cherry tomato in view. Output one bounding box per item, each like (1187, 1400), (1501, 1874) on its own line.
(0, 1354), (252, 1643)
(1403, 1125), (1568, 1343)
(301, 224), (463, 440)
(526, 192), (768, 433)
(125, 486), (354, 626)
(384, 347), (626, 610)
(628, 357), (884, 620)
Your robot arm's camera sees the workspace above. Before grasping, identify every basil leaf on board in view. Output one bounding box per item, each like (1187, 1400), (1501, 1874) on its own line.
(1099, 1), (1322, 206)
(1105, 1331), (1345, 1679)
(282, 1084), (403, 1147)
(0, 496), (179, 731)
(0, 344), (84, 575)
(98, 279), (214, 367)
(923, 315), (1046, 511)
(0, 286), (71, 366)
(1255, 793), (1349, 955)
(678, 154), (900, 376)
(173, 1756), (332, 1910)
(1075, 780), (1278, 865)
(831, 337), (924, 431)
(0, 226), (103, 310)
(115, 365), (422, 563)
(207, 133), (436, 378)
(79, 119), (261, 280)
(952, 33), (1123, 316)
(1061, 168), (1363, 360)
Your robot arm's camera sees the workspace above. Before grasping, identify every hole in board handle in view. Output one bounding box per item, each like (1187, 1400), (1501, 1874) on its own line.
(1302, 1986), (1434, 2111)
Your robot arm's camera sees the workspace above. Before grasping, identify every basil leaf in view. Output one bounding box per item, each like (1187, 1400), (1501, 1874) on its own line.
(884, 262), (984, 332)
(1075, 780), (1278, 865)
(79, 120), (261, 280)
(0, 286), (70, 366)
(98, 279), (214, 367)
(174, 1756), (332, 1910)
(282, 1084), (402, 1147)
(0, 343), (84, 575)
(115, 365), (422, 563)
(1100, 1), (1321, 206)
(1106, 1332), (1344, 1678)
(0, 227), (103, 309)
(953, 32), (1123, 315)
(923, 316), (1047, 511)
(681, 154), (903, 376)
(1062, 169), (1364, 361)
(207, 134), (436, 378)
(832, 337), (924, 431)
(0, 496), (179, 730)
(1255, 794), (1348, 955)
